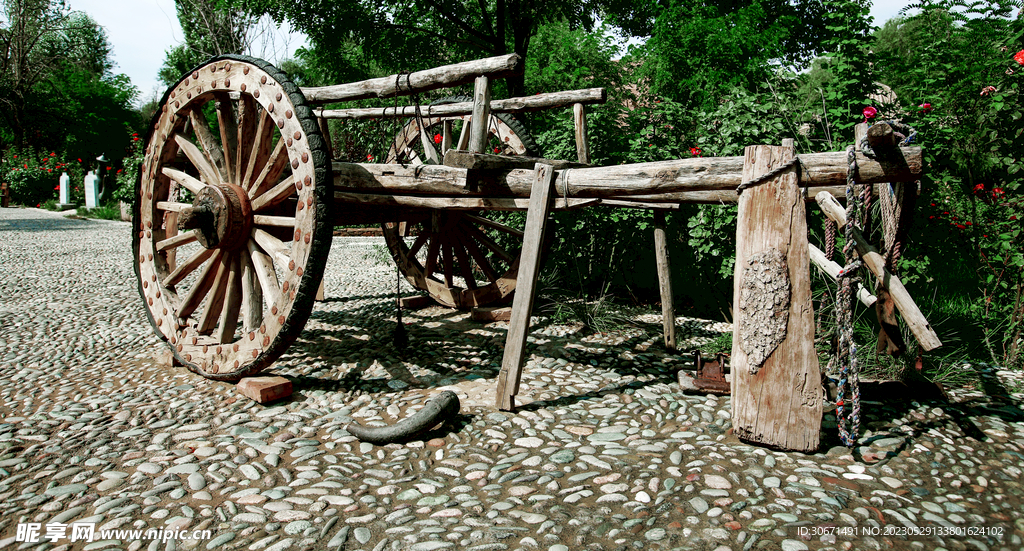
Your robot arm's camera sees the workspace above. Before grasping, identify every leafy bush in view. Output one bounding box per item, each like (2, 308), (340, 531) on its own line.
(0, 148), (86, 207)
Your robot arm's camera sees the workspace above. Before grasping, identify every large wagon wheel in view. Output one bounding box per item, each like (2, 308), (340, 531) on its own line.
(382, 99), (537, 309)
(134, 55), (332, 381)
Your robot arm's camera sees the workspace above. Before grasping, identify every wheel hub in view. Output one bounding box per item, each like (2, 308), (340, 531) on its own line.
(177, 183), (252, 250)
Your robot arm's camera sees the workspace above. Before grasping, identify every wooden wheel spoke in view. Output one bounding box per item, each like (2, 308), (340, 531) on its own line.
(464, 214), (524, 238)
(157, 201), (192, 212)
(243, 109), (275, 191)
(241, 254), (263, 332)
(216, 255), (243, 343)
(253, 215), (296, 228)
(457, 118), (472, 150)
(174, 134), (221, 186)
(165, 248), (215, 288)
(162, 166), (206, 196)
(451, 233), (476, 289)
(176, 250), (224, 320)
(247, 239), (282, 307)
(407, 231), (430, 258)
(458, 223), (501, 284)
(462, 221), (515, 264)
(440, 235), (455, 287)
(418, 122), (441, 164)
(253, 228), (292, 270)
(164, 211), (180, 272)
(187, 110), (230, 183)
(197, 253), (232, 334)
(249, 138), (290, 199)
(423, 234), (441, 276)
(441, 120), (453, 155)
(235, 95), (258, 186)
(156, 230), (197, 251)
(251, 175), (297, 212)
(214, 93), (238, 185)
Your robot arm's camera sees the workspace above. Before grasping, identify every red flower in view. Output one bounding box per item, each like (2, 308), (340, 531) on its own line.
(863, 106), (877, 120)
(366, 154), (373, 161)
(919, 103), (932, 112)
(690, 147), (702, 157)
(77, 158), (81, 162)
(981, 86), (997, 96)
(53, 186), (59, 191)
(956, 224), (965, 229)
(23, 164), (27, 169)
(1015, 50), (1024, 65)
(493, 147), (500, 154)
(49, 152), (55, 156)
(433, 133), (442, 144)
(1012, 215), (1018, 221)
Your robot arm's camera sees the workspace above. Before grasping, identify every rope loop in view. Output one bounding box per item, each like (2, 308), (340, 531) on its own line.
(736, 156), (801, 194)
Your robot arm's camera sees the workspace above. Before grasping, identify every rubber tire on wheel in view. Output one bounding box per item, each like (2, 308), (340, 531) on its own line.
(134, 55), (332, 381)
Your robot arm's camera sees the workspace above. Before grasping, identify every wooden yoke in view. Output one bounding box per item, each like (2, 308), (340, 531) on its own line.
(731, 140), (822, 453)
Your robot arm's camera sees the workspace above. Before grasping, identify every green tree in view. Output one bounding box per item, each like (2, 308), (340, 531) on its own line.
(243, 0), (640, 97)
(158, 0), (257, 86)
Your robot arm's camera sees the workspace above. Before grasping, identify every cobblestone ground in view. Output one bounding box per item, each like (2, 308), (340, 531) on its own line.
(1, 207), (1023, 551)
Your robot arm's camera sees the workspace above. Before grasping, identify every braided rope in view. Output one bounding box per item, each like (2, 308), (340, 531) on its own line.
(835, 145), (863, 448)
(824, 219), (837, 261)
(737, 156), (801, 194)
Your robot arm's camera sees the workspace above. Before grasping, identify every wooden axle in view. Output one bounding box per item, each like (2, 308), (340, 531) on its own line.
(301, 54), (522, 103)
(314, 88), (607, 120)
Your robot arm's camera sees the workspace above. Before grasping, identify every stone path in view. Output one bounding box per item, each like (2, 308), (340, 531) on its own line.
(1, 207), (1023, 551)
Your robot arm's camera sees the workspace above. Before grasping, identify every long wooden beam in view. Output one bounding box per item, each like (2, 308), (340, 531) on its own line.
(331, 147), (921, 201)
(315, 88), (607, 120)
(301, 54), (522, 103)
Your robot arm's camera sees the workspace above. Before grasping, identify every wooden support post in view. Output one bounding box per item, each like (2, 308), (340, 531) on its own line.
(809, 243), (877, 308)
(653, 211), (676, 351)
(573, 103), (590, 164)
(816, 191), (943, 351)
(495, 163), (556, 411)
(731, 139), (821, 453)
(317, 116), (334, 160)
(469, 76), (491, 154)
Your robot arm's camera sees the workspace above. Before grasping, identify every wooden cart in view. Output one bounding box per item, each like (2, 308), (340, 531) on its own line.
(134, 54), (931, 448)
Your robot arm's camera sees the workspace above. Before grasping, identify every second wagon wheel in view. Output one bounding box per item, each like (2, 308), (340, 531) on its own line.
(382, 98), (538, 309)
(133, 55), (332, 381)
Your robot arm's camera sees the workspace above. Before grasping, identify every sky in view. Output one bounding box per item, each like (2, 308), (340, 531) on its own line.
(71, 0), (918, 106)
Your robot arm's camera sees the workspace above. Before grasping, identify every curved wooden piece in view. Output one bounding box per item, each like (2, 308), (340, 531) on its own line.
(134, 55), (333, 381)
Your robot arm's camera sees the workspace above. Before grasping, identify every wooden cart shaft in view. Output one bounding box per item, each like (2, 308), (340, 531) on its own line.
(327, 146), (922, 216)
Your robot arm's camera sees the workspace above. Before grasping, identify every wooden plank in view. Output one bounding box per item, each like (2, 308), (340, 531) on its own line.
(815, 191), (942, 351)
(316, 88), (607, 119)
(417, 119), (441, 164)
(471, 307), (511, 322)
(237, 376), (293, 403)
(808, 243), (877, 307)
(731, 141), (821, 453)
(573, 103), (590, 164)
(469, 76), (491, 154)
(653, 211), (675, 352)
(496, 163), (556, 411)
(302, 53), (522, 103)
